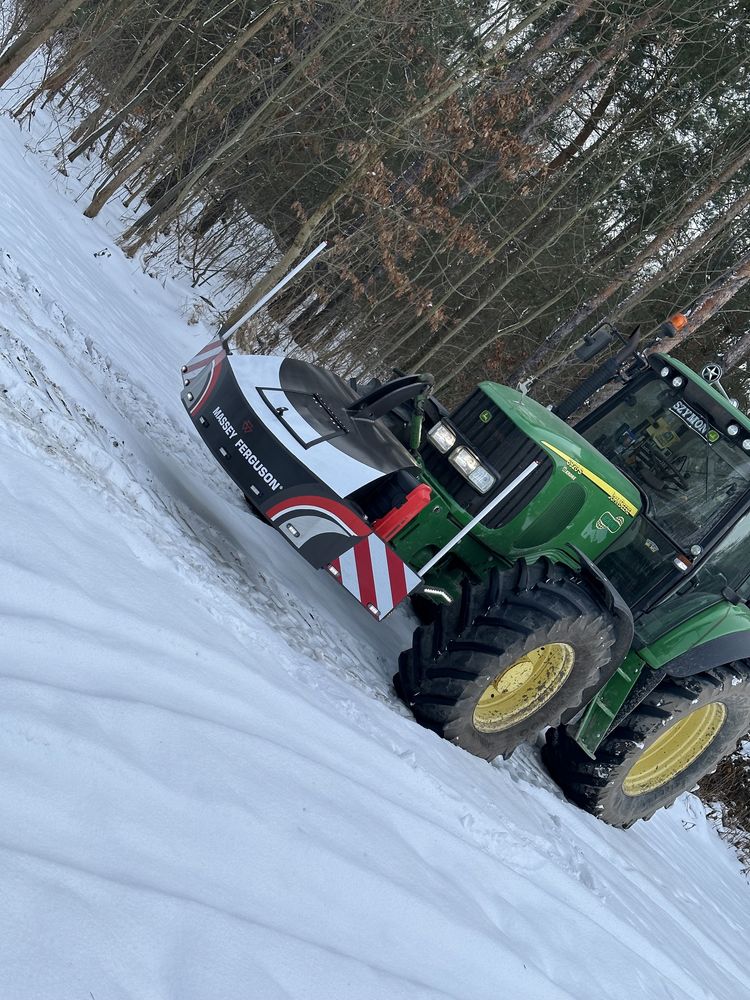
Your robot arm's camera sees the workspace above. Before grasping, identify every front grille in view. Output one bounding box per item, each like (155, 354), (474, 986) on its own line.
(421, 390), (552, 528)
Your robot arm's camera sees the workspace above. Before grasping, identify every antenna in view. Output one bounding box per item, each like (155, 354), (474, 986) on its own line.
(220, 241), (328, 345)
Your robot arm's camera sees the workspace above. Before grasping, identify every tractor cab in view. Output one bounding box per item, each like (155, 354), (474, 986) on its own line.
(576, 354), (750, 614)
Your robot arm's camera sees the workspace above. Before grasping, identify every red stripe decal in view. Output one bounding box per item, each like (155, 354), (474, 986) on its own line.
(385, 545), (409, 606)
(184, 340), (224, 368)
(266, 494), (369, 535)
(185, 355), (221, 373)
(190, 358), (222, 416)
(192, 339), (223, 355)
(353, 539), (377, 610)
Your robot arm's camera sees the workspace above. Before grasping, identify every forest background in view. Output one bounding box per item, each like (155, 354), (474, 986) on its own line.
(3, 0), (750, 406)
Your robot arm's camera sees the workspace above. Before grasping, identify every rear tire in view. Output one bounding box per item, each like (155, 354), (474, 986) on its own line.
(543, 664), (750, 827)
(395, 560), (618, 759)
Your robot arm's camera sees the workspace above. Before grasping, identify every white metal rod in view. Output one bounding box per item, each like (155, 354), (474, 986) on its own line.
(418, 461), (540, 576)
(221, 240), (328, 343)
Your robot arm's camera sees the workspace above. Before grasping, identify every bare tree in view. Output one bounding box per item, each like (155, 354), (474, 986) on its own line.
(0, 0), (88, 87)
(82, 1), (291, 218)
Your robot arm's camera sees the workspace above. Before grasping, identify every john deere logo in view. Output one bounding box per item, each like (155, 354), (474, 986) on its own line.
(479, 409), (493, 424)
(596, 511), (625, 534)
(707, 429), (720, 444)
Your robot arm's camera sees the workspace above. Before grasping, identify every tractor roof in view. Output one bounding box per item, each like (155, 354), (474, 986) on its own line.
(653, 353), (750, 436)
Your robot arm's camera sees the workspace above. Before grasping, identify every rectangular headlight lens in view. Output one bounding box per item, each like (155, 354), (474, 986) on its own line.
(449, 446), (496, 493)
(450, 446), (479, 475)
(427, 420), (456, 453)
(468, 466), (495, 493)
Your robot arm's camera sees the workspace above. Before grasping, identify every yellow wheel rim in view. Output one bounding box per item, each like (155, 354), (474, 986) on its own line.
(623, 702), (727, 797)
(472, 643), (575, 733)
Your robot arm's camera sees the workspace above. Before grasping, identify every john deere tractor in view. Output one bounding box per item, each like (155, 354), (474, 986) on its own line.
(182, 317), (750, 828)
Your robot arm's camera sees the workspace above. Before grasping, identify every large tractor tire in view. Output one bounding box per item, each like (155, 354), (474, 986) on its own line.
(395, 560), (619, 760)
(543, 664), (750, 828)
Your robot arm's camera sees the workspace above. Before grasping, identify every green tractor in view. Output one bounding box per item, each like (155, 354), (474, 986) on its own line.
(182, 315), (750, 828)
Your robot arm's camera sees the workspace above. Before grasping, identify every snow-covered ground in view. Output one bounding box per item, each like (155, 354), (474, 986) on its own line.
(1, 98), (749, 1000)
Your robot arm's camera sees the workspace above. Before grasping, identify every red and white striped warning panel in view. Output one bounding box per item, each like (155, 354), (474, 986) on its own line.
(266, 494), (421, 617)
(181, 338), (227, 375)
(328, 534), (421, 620)
(187, 356), (224, 417)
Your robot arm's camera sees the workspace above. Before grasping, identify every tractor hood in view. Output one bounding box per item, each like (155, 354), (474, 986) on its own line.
(227, 354), (417, 496)
(481, 382), (641, 520)
(409, 380), (642, 578)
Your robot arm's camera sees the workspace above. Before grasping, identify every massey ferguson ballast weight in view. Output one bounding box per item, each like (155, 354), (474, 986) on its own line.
(182, 254), (750, 828)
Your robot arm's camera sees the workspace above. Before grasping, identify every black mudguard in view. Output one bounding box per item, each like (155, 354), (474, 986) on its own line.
(662, 633), (750, 678)
(570, 546), (635, 670)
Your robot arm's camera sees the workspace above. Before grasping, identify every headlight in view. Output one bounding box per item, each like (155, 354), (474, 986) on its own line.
(450, 446), (480, 476)
(467, 466), (496, 493)
(449, 446), (496, 493)
(427, 420), (456, 453)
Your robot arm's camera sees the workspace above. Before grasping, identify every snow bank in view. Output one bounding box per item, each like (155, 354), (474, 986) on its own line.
(0, 97), (748, 1000)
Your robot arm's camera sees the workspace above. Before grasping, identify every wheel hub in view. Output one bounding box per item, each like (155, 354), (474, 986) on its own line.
(623, 701), (727, 796)
(473, 643), (575, 733)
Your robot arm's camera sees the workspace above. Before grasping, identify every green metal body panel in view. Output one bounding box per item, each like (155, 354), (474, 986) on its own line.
(642, 600), (750, 670)
(388, 353), (750, 757)
(574, 652), (646, 757)
(390, 384), (641, 596)
(575, 601), (750, 755)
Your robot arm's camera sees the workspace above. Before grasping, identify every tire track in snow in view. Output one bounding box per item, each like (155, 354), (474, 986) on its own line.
(0, 249), (400, 703)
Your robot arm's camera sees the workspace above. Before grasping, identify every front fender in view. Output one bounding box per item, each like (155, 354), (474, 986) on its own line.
(571, 546), (634, 667)
(644, 601), (750, 677)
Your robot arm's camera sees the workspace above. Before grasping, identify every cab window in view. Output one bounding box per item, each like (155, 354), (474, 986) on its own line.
(579, 376), (750, 546)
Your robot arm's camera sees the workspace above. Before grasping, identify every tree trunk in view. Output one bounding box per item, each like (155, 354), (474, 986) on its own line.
(83, 1), (290, 218)
(724, 327), (750, 368)
(655, 249), (750, 355)
(67, 0), (197, 161)
(0, 0), (87, 87)
(611, 192), (750, 322)
(533, 191), (750, 389)
(453, 8), (658, 205)
(126, 0), (564, 252)
(510, 139), (750, 384)
(215, 3), (570, 334)
(544, 71), (619, 174)
(122, 0), (369, 247)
